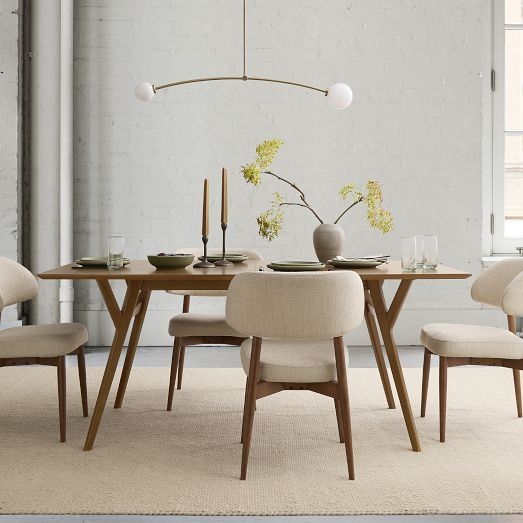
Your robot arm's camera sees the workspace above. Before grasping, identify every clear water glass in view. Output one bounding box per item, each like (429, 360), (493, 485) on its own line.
(107, 235), (124, 270)
(401, 236), (417, 272)
(415, 235), (425, 268)
(422, 235), (438, 269)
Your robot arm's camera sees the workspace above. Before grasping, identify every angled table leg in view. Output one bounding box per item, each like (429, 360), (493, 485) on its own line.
(364, 289), (395, 409)
(114, 289), (152, 408)
(367, 279), (421, 452)
(83, 279), (143, 451)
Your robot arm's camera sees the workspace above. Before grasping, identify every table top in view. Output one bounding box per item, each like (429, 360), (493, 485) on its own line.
(38, 260), (471, 282)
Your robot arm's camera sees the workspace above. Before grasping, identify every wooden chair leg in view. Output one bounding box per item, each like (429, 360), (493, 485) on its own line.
(177, 346), (186, 390)
(167, 338), (182, 411)
(513, 369), (522, 418)
(334, 398), (344, 443)
(241, 337), (262, 480)
(240, 376), (249, 444)
(334, 336), (355, 480)
(506, 316), (522, 418)
(439, 356), (447, 443)
(421, 348), (431, 418)
(76, 346), (89, 417)
(57, 356), (67, 443)
(182, 295), (191, 313)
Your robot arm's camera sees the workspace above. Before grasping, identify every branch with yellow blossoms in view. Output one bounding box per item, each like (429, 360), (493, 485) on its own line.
(241, 139), (394, 241)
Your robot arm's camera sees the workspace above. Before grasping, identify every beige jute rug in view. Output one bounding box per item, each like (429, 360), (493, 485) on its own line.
(1, 365), (523, 515)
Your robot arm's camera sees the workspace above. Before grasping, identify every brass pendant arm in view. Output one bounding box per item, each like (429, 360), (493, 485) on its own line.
(154, 76), (328, 95)
(154, 76), (244, 91)
(248, 77), (327, 94)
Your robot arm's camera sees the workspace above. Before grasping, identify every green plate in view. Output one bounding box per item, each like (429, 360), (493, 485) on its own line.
(267, 263), (325, 272)
(271, 260), (323, 266)
(200, 254), (248, 264)
(75, 257), (131, 267)
(329, 259), (384, 269)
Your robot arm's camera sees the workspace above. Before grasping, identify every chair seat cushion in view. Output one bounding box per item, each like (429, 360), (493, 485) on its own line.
(240, 338), (346, 383)
(168, 313), (243, 338)
(421, 323), (523, 359)
(0, 323), (88, 359)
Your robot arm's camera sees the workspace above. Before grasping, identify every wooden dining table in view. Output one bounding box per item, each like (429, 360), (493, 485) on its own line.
(38, 259), (470, 451)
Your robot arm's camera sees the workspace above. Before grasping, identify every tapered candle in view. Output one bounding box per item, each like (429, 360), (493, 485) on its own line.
(202, 178), (209, 236)
(221, 167), (228, 225)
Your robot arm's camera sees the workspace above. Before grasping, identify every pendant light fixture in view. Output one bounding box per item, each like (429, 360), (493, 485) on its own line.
(136, 0), (353, 110)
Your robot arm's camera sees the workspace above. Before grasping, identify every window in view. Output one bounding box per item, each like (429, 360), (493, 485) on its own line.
(492, 0), (523, 253)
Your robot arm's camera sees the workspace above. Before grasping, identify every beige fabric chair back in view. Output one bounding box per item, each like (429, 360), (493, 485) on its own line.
(226, 271), (364, 339)
(0, 257), (39, 311)
(167, 248), (263, 297)
(501, 270), (523, 317)
(471, 258), (523, 308)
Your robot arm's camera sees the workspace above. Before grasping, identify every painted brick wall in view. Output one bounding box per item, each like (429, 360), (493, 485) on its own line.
(0, 0), (20, 325)
(73, 0), (498, 345)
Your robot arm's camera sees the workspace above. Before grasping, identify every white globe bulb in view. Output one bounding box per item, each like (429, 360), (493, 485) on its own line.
(135, 82), (155, 101)
(326, 83), (353, 110)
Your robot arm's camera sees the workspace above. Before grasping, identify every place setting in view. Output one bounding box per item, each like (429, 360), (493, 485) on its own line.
(266, 260), (326, 272)
(266, 256), (389, 272)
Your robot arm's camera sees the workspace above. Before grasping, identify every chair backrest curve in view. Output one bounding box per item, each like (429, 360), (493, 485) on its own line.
(0, 257), (39, 311)
(471, 258), (523, 309)
(501, 270), (523, 317)
(226, 271), (364, 339)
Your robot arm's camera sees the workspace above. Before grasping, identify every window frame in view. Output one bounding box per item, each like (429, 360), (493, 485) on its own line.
(492, 0), (523, 253)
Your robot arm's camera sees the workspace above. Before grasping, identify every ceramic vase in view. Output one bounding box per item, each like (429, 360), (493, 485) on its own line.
(313, 223), (345, 263)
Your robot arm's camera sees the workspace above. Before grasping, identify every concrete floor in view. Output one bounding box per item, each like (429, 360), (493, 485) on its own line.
(5, 344), (523, 523)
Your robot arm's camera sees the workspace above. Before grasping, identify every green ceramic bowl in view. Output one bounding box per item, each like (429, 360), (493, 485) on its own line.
(147, 253), (194, 269)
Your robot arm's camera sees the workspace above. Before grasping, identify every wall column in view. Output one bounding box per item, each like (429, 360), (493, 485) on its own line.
(30, 0), (61, 324)
(59, 0), (74, 323)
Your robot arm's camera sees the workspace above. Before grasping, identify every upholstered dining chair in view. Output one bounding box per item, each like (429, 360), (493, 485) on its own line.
(226, 271), (364, 480)
(0, 257), (88, 442)
(420, 258), (523, 442)
(166, 248), (263, 411)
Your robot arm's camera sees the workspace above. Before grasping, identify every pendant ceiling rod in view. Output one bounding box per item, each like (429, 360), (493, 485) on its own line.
(135, 0), (353, 110)
(243, 0), (247, 77)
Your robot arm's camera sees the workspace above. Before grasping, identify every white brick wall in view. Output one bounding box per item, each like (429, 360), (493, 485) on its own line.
(0, 0), (20, 325)
(73, 0), (498, 345)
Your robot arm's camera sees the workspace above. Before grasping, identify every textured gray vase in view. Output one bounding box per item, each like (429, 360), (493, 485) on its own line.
(313, 223), (345, 263)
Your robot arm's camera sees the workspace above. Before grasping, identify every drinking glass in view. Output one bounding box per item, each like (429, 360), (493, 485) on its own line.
(107, 235), (125, 270)
(415, 235), (425, 268)
(401, 236), (417, 272)
(422, 235), (438, 269)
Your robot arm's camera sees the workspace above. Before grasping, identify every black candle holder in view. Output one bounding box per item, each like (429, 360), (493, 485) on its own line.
(214, 223), (233, 266)
(193, 235), (215, 268)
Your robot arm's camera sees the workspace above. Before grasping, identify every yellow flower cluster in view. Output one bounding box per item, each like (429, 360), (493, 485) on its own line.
(241, 139), (284, 186)
(339, 180), (393, 234)
(339, 183), (363, 201)
(257, 193), (285, 241)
